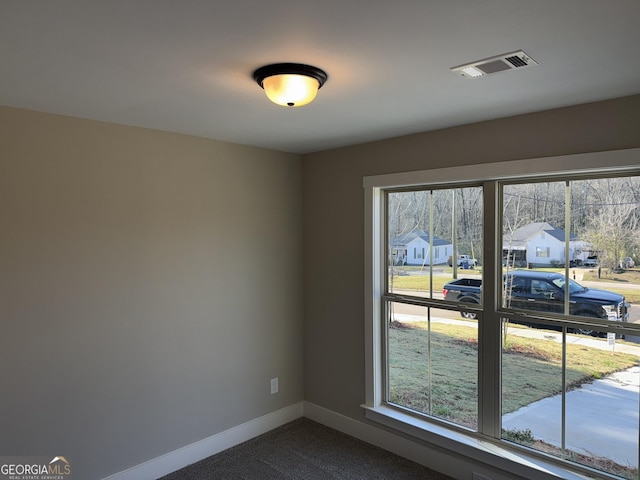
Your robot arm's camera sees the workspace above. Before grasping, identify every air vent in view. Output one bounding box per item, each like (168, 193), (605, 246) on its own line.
(451, 50), (537, 79)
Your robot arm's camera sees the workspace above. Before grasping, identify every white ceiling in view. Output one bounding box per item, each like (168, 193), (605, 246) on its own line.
(2, 1), (640, 154)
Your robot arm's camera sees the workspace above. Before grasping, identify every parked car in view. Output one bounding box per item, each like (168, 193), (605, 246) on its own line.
(620, 257), (635, 269)
(447, 254), (478, 268)
(583, 256), (599, 267)
(442, 270), (630, 335)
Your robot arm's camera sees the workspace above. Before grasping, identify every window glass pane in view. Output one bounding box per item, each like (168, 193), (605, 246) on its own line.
(501, 316), (563, 447)
(387, 187), (483, 302)
(502, 322), (640, 478)
(502, 181), (568, 314)
(502, 179), (636, 327)
(564, 327), (639, 476)
(569, 176), (639, 324)
(387, 302), (478, 429)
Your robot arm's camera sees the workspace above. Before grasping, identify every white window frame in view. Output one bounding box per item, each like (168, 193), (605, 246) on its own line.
(363, 148), (640, 479)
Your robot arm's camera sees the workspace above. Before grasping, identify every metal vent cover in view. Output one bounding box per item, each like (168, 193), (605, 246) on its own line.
(451, 50), (538, 78)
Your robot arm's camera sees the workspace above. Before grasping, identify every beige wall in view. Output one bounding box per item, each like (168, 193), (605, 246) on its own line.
(302, 94), (640, 420)
(0, 107), (303, 479)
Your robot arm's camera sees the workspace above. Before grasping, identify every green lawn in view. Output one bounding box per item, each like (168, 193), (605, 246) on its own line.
(582, 268), (640, 303)
(389, 275), (449, 292)
(388, 320), (639, 429)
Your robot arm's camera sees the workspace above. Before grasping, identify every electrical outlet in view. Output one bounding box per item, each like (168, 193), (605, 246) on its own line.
(472, 473), (492, 480)
(270, 377), (279, 394)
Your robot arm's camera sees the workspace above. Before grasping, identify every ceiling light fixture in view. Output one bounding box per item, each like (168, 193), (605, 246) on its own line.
(253, 63), (328, 107)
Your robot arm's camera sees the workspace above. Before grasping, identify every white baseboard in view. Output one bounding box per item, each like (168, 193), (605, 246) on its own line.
(101, 401), (573, 480)
(103, 402), (304, 480)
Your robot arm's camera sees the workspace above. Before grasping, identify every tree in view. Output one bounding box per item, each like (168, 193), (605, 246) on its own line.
(581, 177), (639, 270)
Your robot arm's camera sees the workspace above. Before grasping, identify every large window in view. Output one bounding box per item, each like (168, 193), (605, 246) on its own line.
(364, 150), (640, 480)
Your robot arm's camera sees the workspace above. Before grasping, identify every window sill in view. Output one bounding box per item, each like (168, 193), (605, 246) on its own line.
(362, 404), (593, 480)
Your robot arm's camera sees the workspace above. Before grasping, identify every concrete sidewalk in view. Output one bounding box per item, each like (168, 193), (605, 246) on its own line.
(502, 366), (640, 467)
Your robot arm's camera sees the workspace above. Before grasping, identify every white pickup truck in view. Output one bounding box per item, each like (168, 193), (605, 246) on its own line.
(448, 255), (478, 268)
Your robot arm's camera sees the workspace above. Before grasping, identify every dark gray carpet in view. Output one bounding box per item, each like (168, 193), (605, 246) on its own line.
(159, 418), (455, 479)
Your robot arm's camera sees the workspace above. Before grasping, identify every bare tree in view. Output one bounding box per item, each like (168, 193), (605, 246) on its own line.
(582, 178), (639, 270)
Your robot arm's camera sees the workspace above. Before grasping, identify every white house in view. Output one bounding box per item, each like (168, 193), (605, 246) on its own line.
(503, 222), (589, 267)
(391, 230), (453, 265)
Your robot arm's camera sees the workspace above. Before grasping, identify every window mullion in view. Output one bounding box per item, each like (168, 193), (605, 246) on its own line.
(479, 180), (501, 438)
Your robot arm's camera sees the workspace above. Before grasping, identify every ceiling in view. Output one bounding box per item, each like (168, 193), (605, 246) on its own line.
(2, 1), (640, 154)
